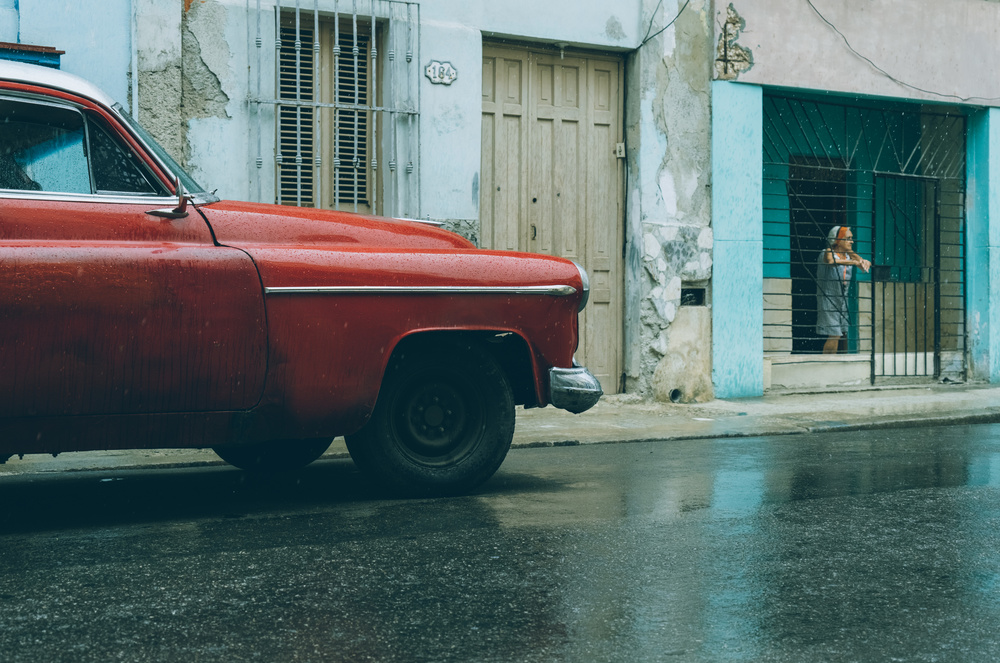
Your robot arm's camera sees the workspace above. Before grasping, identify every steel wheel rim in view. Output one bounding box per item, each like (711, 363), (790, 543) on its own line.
(390, 375), (485, 467)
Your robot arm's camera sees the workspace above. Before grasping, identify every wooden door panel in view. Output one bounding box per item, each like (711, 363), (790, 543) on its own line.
(531, 117), (554, 255)
(483, 45), (623, 392)
(582, 58), (622, 392)
(554, 118), (582, 260)
(481, 55), (499, 250)
(481, 48), (527, 253)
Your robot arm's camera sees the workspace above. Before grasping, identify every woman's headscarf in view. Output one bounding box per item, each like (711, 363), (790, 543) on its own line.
(827, 226), (850, 246)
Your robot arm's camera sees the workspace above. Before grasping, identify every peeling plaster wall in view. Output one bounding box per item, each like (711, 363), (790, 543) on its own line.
(134, 0), (251, 198)
(181, 0), (249, 196)
(714, 3), (752, 81)
(182, 2), (231, 125)
(624, 0), (714, 397)
(136, 0), (184, 161)
(651, 305), (713, 402)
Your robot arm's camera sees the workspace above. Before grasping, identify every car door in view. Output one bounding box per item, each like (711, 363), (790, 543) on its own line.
(0, 93), (267, 416)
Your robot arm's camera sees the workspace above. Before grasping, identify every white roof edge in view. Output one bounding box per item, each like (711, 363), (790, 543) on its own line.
(0, 60), (116, 108)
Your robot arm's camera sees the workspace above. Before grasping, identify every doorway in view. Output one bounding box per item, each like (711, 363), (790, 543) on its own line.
(788, 160), (847, 354)
(481, 43), (625, 392)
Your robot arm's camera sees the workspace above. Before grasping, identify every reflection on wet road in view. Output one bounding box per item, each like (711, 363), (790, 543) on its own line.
(2, 424), (1000, 661)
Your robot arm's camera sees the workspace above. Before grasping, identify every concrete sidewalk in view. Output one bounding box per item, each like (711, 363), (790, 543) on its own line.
(514, 382), (1000, 446)
(3, 382), (1000, 475)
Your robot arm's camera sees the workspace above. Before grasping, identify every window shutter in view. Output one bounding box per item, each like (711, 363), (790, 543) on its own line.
(333, 30), (370, 206)
(277, 24), (315, 207)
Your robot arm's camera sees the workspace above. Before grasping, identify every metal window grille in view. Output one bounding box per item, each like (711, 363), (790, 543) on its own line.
(763, 94), (966, 383)
(251, 0), (420, 217)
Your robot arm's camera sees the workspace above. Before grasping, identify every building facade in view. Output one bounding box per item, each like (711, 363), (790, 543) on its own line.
(5, 0), (1000, 400)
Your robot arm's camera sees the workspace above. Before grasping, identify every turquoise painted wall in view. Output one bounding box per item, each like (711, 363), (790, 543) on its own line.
(966, 109), (1000, 382)
(712, 81), (763, 398)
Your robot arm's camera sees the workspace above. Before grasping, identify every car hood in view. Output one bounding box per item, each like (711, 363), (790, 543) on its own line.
(199, 200), (475, 250)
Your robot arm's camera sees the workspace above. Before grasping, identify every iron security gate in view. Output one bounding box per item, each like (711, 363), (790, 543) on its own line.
(248, 0), (421, 217)
(763, 94), (966, 382)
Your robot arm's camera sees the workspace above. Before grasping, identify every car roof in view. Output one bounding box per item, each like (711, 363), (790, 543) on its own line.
(0, 59), (116, 108)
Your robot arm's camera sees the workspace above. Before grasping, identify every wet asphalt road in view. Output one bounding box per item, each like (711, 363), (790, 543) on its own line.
(2, 424), (1000, 662)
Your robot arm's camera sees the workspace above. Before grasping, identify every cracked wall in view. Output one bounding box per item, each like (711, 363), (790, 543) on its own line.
(714, 3), (752, 80)
(624, 0), (715, 401)
(136, 0), (233, 170)
(136, 0), (184, 162)
(181, 0), (232, 165)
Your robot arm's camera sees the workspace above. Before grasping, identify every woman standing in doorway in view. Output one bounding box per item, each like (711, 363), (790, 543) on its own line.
(816, 226), (871, 354)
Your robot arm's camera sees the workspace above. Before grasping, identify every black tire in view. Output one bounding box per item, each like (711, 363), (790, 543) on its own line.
(345, 342), (515, 496)
(213, 438), (333, 473)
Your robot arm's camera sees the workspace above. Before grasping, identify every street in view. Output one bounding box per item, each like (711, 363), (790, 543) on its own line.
(2, 424), (1000, 662)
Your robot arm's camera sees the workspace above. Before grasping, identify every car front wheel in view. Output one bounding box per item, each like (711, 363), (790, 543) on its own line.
(345, 342), (515, 496)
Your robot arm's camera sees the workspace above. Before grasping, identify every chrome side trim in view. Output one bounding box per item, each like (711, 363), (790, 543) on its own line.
(264, 285), (577, 296)
(396, 217), (445, 227)
(0, 190), (177, 205)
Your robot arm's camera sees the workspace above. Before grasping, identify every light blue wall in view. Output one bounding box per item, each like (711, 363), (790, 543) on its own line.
(17, 0), (132, 105)
(712, 81), (763, 398)
(0, 0), (18, 43)
(966, 109), (1000, 383)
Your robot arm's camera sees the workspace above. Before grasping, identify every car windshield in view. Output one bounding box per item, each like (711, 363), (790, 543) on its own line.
(112, 103), (217, 202)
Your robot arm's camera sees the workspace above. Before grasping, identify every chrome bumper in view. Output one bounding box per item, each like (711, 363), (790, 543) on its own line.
(549, 364), (603, 414)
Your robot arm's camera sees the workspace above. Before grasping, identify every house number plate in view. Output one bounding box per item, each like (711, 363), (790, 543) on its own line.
(425, 60), (458, 85)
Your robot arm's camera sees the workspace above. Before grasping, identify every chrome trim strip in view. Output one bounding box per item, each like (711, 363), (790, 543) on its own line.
(395, 217), (445, 227)
(0, 190), (178, 205)
(264, 285), (577, 296)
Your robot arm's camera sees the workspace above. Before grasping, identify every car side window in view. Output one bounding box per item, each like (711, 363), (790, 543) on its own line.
(0, 97), (168, 197)
(88, 116), (164, 195)
(0, 98), (90, 194)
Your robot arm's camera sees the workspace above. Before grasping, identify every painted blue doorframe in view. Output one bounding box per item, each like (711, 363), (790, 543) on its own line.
(711, 81), (763, 398)
(967, 108), (1000, 383)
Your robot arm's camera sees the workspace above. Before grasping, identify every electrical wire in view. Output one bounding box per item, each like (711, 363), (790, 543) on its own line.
(805, 0), (1000, 104)
(640, 0), (691, 48)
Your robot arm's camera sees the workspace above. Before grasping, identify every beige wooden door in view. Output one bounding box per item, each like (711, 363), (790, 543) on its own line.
(481, 44), (623, 393)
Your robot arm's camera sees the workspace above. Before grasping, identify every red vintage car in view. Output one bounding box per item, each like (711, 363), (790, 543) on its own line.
(0, 61), (601, 494)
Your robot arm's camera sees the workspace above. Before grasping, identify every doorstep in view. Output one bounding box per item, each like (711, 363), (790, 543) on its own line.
(764, 354), (871, 391)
